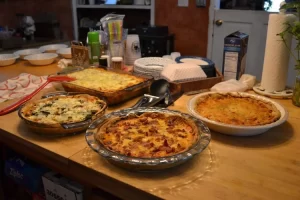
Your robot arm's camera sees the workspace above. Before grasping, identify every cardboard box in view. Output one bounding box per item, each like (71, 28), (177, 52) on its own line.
(42, 171), (83, 200)
(169, 67), (223, 93)
(222, 31), (249, 80)
(4, 150), (49, 194)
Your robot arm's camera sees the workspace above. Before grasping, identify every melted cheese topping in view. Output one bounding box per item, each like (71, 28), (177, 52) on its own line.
(97, 113), (198, 158)
(195, 93), (281, 126)
(22, 95), (105, 124)
(67, 68), (145, 92)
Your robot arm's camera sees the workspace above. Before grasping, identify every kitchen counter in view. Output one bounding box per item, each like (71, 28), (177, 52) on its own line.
(0, 61), (300, 200)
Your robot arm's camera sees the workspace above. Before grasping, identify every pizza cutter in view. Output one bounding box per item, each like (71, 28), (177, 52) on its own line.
(132, 79), (173, 108)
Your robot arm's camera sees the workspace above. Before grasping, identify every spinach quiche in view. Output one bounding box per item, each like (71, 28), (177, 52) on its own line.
(194, 93), (281, 126)
(96, 112), (199, 158)
(20, 94), (107, 125)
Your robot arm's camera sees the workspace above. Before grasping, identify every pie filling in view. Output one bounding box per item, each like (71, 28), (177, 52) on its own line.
(97, 112), (199, 158)
(21, 95), (106, 124)
(195, 93), (281, 126)
(67, 68), (146, 92)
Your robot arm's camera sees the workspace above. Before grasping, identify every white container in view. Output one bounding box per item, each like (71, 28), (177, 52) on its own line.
(0, 54), (19, 66)
(14, 49), (44, 60)
(57, 48), (72, 59)
(134, 0), (144, 5)
(24, 53), (58, 66)
(125, 34), (141, 65)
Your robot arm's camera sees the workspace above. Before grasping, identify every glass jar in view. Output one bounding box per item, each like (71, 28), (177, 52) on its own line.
(292, 75), (300, 107)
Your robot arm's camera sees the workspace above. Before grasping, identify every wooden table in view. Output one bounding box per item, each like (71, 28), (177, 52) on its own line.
(0, 61), (300, 200)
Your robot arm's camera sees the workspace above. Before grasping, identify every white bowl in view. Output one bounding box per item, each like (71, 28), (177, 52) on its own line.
(39, 44), (68, 53)
(24, 53), (58, 66)
(14, 49), (44, 60)
(187, 92), (289, 136)
(0, 54), (19, 66)
(57, 48), (72, 59)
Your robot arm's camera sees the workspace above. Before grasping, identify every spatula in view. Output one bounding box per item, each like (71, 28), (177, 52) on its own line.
(0, 75), (76, 116)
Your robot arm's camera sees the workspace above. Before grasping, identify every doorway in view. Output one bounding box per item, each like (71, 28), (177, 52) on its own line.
(207, 0), (297, 86)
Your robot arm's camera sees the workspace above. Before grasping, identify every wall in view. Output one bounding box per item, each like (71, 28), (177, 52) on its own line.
(0, 0), (73, 39)
(155, 0), (210, 57)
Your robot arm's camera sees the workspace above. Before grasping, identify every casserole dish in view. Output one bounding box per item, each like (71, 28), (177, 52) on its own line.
(188, 92), (288, 136)
(18, 92), (107, 136)
(86, 107), (211, 171)
(61, 68), (152, 105)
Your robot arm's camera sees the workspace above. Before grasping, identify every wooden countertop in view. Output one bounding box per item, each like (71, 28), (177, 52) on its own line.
(1, 61), (300, 200)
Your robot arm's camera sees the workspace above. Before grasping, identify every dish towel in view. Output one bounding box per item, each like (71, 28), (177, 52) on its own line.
(0, 73), (52, 103)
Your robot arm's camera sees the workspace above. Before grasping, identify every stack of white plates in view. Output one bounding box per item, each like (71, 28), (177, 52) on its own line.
(133, 57), (176, 79)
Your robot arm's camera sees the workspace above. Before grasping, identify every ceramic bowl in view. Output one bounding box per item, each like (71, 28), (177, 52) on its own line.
(57, 48), (72, 59)
(14, 49), (44, 60)
(24, 53), (58, 66)
(187, 92), (289, 136)
(39, 44), (68, 53)
(0, 54), (19, 66)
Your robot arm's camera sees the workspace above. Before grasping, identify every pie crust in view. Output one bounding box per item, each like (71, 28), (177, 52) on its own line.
(194, 93), (281, 126)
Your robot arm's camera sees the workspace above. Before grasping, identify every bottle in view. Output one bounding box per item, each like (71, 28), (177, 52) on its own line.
(88, 31), (100, 66)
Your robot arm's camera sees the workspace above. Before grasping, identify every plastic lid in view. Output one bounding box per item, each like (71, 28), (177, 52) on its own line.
(88, 31), (99, 43)
(101, 55), (109, 58)
(112, 57), (123, 62)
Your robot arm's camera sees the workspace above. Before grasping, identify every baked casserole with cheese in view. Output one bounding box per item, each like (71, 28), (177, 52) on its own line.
(194, 93), (281, 126)
(96, 112), (199, 158)
(62, 68), (150, 105)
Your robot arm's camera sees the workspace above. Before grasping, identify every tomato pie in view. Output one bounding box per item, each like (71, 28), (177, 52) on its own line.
(96, 112), (199, 158)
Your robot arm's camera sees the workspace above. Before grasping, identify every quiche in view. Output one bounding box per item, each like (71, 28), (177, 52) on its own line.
(66, 68), (146, 93)
(194, 93), (281, 126)
(20, 94), (107, 125)
(96, 112), (199, 158)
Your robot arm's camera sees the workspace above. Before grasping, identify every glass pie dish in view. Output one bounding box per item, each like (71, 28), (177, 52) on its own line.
(18, 92), (107, 136)
(85, 107), (211, 171)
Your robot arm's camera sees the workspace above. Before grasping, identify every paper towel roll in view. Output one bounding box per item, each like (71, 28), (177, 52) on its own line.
(261, 13), (296, 92)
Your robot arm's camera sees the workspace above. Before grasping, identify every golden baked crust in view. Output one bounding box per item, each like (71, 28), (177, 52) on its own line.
(96, 112), (198, 158)
(67, 68), (146, 93)
(21, 94), (106, 124)
(194, 93), (281, 126)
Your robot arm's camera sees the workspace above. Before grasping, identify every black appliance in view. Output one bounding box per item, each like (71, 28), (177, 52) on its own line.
(136, 26), (174, 57)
